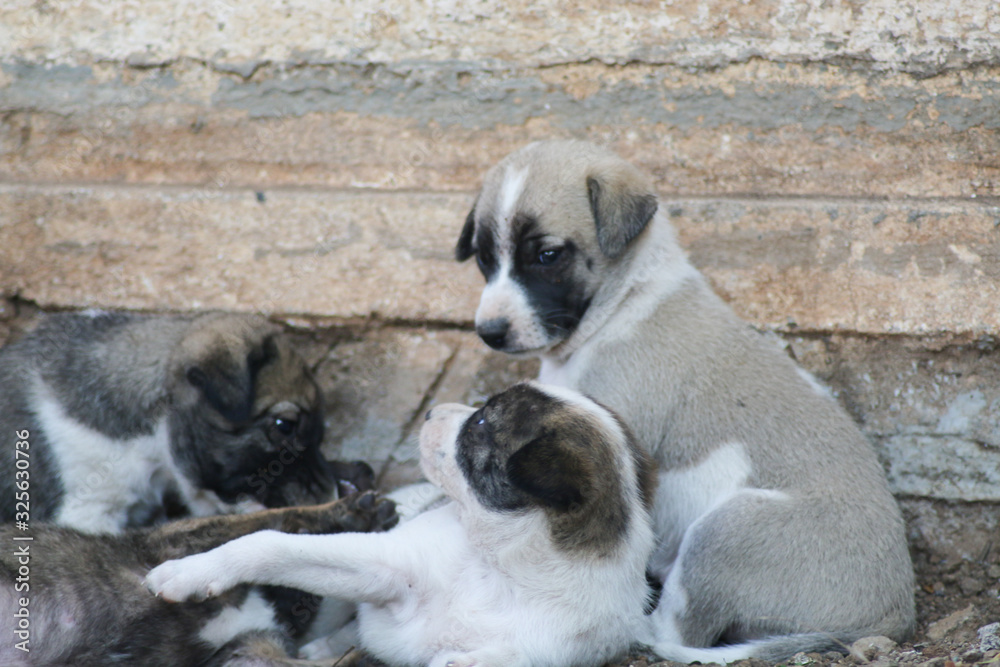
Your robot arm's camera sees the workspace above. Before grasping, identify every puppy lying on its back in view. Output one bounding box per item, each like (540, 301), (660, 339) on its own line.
(148, 382), (657, 667)
(0, 311), (336, 533)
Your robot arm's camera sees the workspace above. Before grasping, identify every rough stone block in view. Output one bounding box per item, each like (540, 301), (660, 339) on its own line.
(2, 61), (998, 199)
(2, 0), (996, 73)
(0, 184), (480, 322)
(3, 185), (999, 341)
(677, 198), (1000, 338)
(789, 335), (1000, 502)
(316, 328), (456, 478)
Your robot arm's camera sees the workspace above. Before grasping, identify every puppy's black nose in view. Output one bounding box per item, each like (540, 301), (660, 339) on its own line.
(477, 318), (510, 350)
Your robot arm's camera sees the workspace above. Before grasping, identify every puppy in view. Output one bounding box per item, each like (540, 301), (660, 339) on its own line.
(456, 140), (915, 662)
(147, 382), (658, 667)
(0, 310), (336, 534)
(0, 490), (397, 667)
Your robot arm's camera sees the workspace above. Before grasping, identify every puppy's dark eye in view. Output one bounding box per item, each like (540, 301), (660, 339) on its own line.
(273, 417), (296, 435)
(537, 248), (561, 266)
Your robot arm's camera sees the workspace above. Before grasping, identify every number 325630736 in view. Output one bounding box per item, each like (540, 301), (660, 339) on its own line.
(14, 429), (30, 521)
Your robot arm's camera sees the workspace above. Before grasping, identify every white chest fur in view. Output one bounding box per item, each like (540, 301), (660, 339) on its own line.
(355, 503), (648, 667)
(32, 378), (179, 534)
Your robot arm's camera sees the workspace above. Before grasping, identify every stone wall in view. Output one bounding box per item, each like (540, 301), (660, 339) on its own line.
(2, 1), (1000, 560)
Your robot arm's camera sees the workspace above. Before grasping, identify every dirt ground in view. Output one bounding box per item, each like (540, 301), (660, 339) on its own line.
(615, 531), (1000, 667)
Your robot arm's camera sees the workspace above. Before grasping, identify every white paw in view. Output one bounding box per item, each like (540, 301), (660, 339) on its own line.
(432, 653), (478, 667)
(145, 552), (232, 602)
(298, 637), (336, 660)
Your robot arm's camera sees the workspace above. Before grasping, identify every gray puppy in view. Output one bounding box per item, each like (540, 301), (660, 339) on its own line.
(456, 140), (915, 662)
(0, 311), (337, 534)
(1, 490), (397, 667)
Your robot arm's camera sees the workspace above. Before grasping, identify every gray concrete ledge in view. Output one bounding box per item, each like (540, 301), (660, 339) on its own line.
(2, 1), (998, 74)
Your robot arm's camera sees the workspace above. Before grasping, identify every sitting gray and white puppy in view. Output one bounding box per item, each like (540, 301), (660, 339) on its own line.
(456, 140), (915, 662)
(0, 311), (338, 533)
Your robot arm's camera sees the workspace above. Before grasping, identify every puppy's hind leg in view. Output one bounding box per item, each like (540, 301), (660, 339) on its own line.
(646, 489), (911, 663)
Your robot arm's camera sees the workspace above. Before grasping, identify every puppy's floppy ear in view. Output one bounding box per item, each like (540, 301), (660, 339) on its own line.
(586, 161), (658, 259)
(455, 201), (477, 262)
(507, 431), (586, 511)
(186, 334), (278, 424)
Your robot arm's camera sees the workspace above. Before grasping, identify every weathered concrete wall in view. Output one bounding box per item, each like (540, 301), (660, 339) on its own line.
(1, 3), (999, 518)
(2, 0), (998, 72)
(4, 186), (999, 337)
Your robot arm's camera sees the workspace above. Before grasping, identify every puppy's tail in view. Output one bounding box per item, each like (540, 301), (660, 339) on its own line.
(649, 632), (856, 665)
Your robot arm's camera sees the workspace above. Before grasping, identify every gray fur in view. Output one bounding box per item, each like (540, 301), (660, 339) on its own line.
(0, 311), (333, 533)
(0, 491), (397, 667)
(458, 140), (915, 661)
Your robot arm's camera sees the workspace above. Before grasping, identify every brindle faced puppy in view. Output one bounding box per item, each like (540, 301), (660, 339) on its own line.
(0, 491), (397, 667)
(0, 311), (338, 534)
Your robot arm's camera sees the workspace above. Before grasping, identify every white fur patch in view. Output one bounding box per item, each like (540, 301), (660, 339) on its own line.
(647, 637), (775, 665)
(33, 377), (176, 534)
(300, 618), (360, 660)
(198, 589), (278, 649)
(419, 403), (477, 505)
(474, 163), (554, 352)
(386, 482), (448, 522)
(648, 443), (753, 576)
(498, 165), (528, 224)
(474, 270), (548, 349)
(638, 558), (689, 646)
(31, 375), (255, 533)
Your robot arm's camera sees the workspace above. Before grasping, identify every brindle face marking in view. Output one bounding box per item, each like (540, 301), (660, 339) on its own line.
(444, 382), (657, 555)
(454, 384), (560, 512)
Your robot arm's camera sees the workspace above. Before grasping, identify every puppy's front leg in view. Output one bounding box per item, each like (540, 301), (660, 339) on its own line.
(150, 490), (397, 563)
(147, 529), (407, 604)
(146, 531), (258, 601)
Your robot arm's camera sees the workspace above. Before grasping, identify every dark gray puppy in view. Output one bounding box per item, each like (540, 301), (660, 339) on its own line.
(0, 490), (397, 667)
(0, 311), (337, 533)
